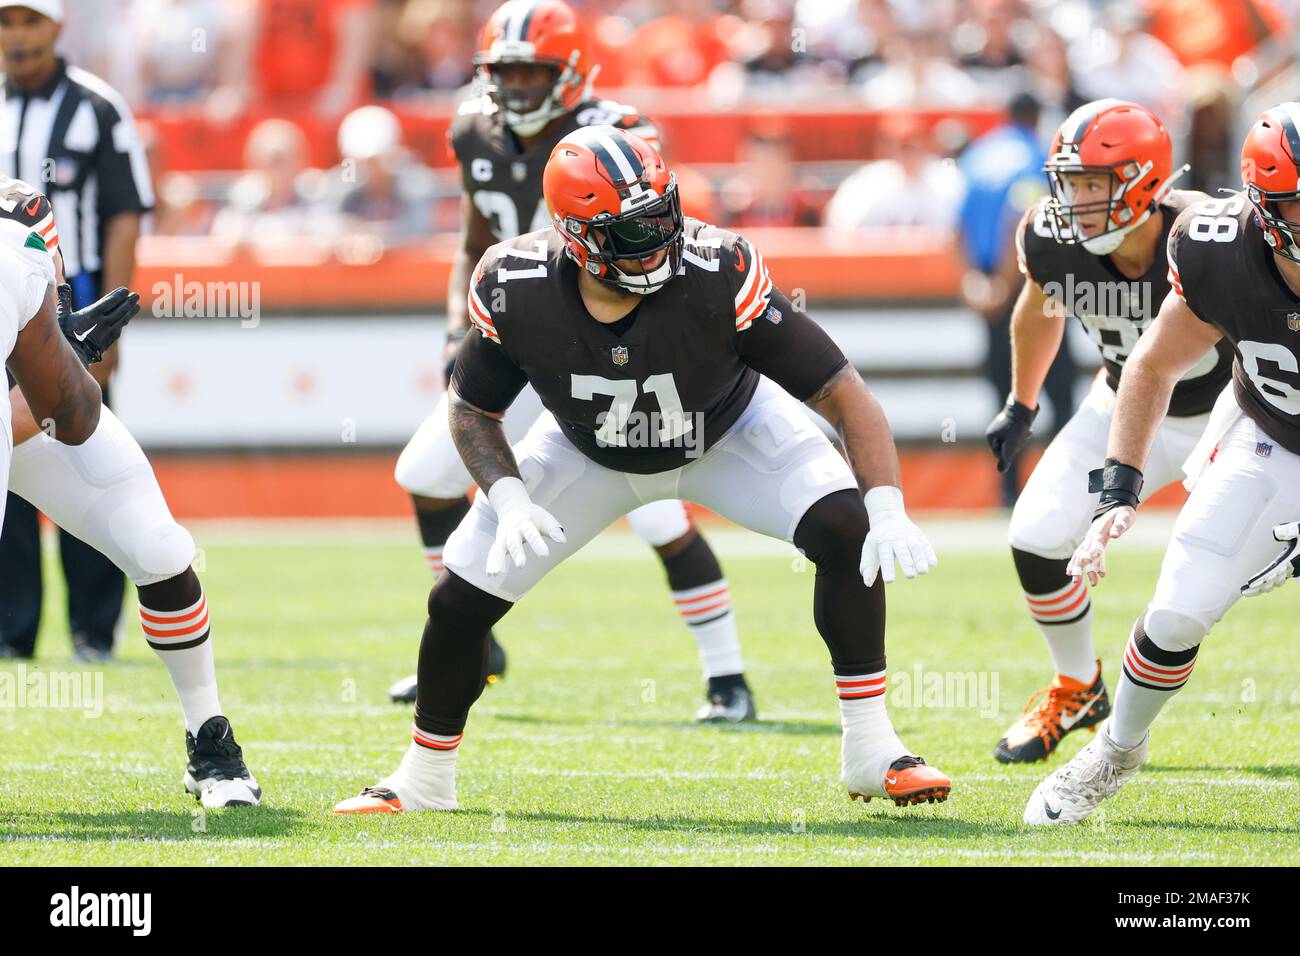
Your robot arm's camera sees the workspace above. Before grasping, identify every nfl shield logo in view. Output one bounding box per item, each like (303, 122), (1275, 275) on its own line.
(1257, 441), (1273, 458)
(1288, 312), (1300, 332)
(511, 162), (527, 182)
(611, 345), (629, 366)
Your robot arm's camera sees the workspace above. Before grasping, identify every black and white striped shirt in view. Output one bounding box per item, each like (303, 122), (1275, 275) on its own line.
(0, 58), (153, 282)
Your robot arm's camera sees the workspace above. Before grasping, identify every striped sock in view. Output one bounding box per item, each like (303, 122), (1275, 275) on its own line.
(1110, 616), (1199, 748)
(387, 728), (459, 810)
(415, 497), (471, 578)
(424, 547), (444, 577)
(837, 671), (906, 792)
(1024, 579), (1096, 685)
(137, 570), (221, 735)
(673, 580), (743, 677)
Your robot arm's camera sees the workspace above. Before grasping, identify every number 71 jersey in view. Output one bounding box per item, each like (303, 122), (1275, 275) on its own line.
(1168, 191), (1300, 454)
(454, 221), (849, 474)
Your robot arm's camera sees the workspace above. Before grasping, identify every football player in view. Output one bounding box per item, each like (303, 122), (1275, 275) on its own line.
(336, 125), (950, 814)
(1, 177), (260, 808)
(1025, 103), (1300, 823)
(390, 0), (757, 722)
(984, 100), (1231, 763)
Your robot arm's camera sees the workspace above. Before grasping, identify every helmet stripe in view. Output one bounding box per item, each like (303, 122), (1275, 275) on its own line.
(590, 130), (642, 186)
(1274, 102), (1300, 163)
(506, 0), (538, 44)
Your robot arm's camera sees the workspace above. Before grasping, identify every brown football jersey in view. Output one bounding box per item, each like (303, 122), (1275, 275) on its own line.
(1016, 189), (1233, 417)
(452, 219), (848, 474)
(449, 95), (659, 242)
(1168, 191), (1300, 455)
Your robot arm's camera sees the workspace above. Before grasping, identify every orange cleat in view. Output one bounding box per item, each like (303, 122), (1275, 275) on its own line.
(334, 786), (404, 814)
(850, 756), (951, 807)
(994, 663), (1110, 763)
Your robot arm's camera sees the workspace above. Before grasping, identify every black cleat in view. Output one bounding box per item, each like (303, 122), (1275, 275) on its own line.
(695, 674), (757, 723)
(994, 663), (1111, 763)
(183, 716), (262, 807)
(388, 632), (508, 703)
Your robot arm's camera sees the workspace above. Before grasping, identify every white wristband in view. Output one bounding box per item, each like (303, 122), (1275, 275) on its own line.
(486, 476), (531, 515)
(864, 485), (905, 520)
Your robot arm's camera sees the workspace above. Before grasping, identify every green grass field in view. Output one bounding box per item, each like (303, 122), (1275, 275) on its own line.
(1, 520), (1297, 866)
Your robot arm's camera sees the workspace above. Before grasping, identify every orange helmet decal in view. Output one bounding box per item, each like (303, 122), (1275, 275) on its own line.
(475, 0), (592, 137)
(544, 125), (683, 295)
(1241, 103), (1300, 262)
(1044, 99), (1182, 255)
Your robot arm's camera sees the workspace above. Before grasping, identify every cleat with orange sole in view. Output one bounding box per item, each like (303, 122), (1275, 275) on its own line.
(849, 756), (951, 807)
(334, 786), (404, 814)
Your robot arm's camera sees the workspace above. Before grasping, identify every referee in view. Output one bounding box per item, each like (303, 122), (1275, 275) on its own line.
(0, 0), (153, 661)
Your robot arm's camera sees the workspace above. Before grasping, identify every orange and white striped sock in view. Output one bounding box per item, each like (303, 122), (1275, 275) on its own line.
(137, 570), (221, 735)
(1024, 578), (1097, 685)
(836, 671), (906, 787)
(672, 580), (743, 678)
(1110, 616), (1198, 748)
(415, 498), (471, 578)
(424, 547), (445, 577)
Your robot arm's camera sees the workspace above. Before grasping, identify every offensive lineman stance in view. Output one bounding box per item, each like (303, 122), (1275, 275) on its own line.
(1026, 103), (1300, 823)
(984, 100), (1231, 762)
(337, 126), (950, 814)
(390, 0), (756, 722)
(1, 177), (260, 808)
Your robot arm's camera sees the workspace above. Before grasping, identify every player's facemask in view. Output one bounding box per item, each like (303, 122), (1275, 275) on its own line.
(478, 58), (587, 137)
(1044, 162), (1186, 256)
(579, 183), (684, 295)
(1246, 184), (1300, 263)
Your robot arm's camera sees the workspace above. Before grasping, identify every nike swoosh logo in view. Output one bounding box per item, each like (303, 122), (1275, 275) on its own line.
(73, 324), (96, 342)
(23, 198), (40, 216)
(1044, 802), (1062, 820)
(1058, 692), (1102, 732)
(886, 776), (898, 786)
(734, 246), (746, 272)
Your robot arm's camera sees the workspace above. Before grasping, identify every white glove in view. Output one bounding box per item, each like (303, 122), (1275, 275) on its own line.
(484, 477), (566, 576)
(1242, 522), (1300, 597)
(860, 486), (937, 586)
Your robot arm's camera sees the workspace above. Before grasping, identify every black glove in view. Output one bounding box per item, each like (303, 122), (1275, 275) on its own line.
(443, 327), (468, 387)
(1087, 457), (1144, 519)
(57, 283), (140, 367)
(985, 396), (1037, 473)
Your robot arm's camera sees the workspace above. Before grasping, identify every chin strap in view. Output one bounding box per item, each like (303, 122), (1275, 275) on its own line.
(1084, 163), (1191, 255)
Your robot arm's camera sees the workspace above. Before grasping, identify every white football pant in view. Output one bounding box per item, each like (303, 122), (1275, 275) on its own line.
(444, 376), (859, 602)
(396, 383), (691, 546)
(8, 406), (195, 585)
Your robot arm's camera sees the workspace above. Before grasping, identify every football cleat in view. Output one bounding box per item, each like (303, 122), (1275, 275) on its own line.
(333, 786), (404, 814)
(694, 675), (757, 723)
(850, 756), (951, 807)
(388, 633), (508, 703)
(1024, 721), (1146, 824)
(183, 716), (262, 808)
(994, 663), (1110, 763)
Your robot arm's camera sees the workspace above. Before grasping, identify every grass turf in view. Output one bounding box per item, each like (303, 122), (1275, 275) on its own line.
(0, 525), (1296, 866)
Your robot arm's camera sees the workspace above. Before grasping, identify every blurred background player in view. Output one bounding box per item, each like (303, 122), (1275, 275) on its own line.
(1028, 102), (1300, 823)
(390, 0), (757, 722)
(336, 125), (948, 814)
(986, 99), (1231, 764)
(0, 0), (153, 662)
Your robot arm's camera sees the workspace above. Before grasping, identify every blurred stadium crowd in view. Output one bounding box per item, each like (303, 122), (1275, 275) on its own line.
(36, 0), (1298, 250)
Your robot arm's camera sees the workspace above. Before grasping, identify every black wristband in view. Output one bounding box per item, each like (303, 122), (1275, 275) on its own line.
(56, 283), (95, 368)
(1088, 457), (1143, 516)
(1003, 396), (1038, 426)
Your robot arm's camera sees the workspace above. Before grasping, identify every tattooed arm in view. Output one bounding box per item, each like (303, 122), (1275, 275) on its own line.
(7, 286), (101, 445)
(806, 365), (901, 497)
(448, 389), (520, 491)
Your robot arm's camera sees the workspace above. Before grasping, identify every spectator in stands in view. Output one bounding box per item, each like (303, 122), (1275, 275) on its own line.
(139, 120), (216, 236)
(953, 0), (1031, 104)
(956, 92), (1075, 506)
(724, 0), (823, 94)
(1146, 0), (1288, 72)
(719, 125), (822, 228)
(823, 113), (963, 229)
(370, 0), (476, 97)
(213, 0), (375, 120)
(1023, 21), (1086, 140)
(623, 0), (733, 88)
(1182, 66), (1238, 196)
(211, 118), (326, 246)
(108, 0), (231, 106)
(860, 27), (981, 108)
(331, 104), (436, 245)
(1070, 3), (1181, 121)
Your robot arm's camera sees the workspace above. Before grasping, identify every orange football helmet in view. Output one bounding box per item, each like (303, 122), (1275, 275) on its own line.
(1044, 99), (1182, 255)
(1241, 103), (1300, 263)
(474, 0), (592, 137)
(543, 125), (682, 295)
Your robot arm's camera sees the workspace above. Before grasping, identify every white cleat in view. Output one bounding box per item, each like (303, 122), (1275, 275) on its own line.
(185, 772), (262, 809)
(1024, 721), (1147, 825)
(183, 716), (262, 808)
(335, 743), (458, 814)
